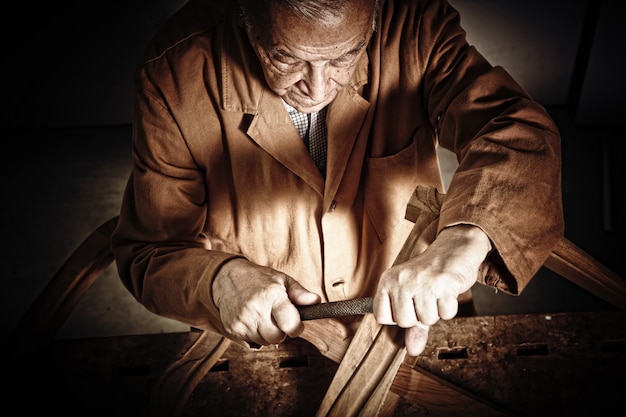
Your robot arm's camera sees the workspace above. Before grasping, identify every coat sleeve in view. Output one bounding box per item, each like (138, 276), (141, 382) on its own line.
(419, 0), (564, 294)
(110, 65), (240, 336)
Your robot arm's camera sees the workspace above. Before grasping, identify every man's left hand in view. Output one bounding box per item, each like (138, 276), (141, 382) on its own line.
(373, 224), (492, 356)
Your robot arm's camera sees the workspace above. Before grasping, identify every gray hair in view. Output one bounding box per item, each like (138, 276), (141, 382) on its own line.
(239, 0), (379, 33)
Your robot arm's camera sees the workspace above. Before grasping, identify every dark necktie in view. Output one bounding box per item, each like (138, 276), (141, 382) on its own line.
(286, 104), (328, 176)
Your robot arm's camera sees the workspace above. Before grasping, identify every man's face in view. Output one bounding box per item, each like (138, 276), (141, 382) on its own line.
(247, 1), (376, 113)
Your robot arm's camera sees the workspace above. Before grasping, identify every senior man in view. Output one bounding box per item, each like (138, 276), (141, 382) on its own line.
(111, 0), (563, 356)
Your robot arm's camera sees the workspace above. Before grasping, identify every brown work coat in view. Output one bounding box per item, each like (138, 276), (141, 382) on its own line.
(111, 0), (564, 335)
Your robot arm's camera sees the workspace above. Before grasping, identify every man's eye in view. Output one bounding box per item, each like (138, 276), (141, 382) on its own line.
(331, 53), (359, 67)
(273, 56), (291, 64)
(271, 53), (298, 64)
(272, 57), (305, 72)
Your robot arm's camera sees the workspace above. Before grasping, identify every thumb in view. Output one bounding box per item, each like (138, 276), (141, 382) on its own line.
(285, 277), (321, 306)
(405, 323), (430, 356)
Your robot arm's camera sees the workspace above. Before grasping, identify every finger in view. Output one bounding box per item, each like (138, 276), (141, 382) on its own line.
(437, 293), (459, 320)
(285, 277), (322, 306)
(255, 310), (289, 345)
(257, 327), (287, 345)
(272, 300), (305, 339)
(229, 320), (266, 347)
(290, 287), (321, 306)
(414, 295), (440, 326)
(393, 295), (420, 328)
(373, 293), (395, 324)
(405, 322), (430, 356)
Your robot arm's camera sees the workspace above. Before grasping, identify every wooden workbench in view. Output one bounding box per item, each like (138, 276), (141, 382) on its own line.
(11, 309), (625, 417)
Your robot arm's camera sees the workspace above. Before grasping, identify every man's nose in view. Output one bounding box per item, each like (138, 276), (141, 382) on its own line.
(304, 63), (329, 101)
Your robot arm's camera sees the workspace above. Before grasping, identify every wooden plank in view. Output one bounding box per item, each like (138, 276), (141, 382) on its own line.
(358, 335), (409, 417)
(313, 314), (405, 416)
(391, 364), (515, 417)
(544, 237), (626, 310)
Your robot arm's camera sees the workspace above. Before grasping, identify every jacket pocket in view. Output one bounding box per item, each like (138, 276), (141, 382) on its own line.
(364, 140), (418, 243)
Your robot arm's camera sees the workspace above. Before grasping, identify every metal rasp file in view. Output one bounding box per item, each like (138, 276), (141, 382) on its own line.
(297, 297), (374, 320)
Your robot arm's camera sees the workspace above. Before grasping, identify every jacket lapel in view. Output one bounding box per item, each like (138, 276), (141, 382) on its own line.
(324, 85), (370, 209)
(248, 94), (325, 195)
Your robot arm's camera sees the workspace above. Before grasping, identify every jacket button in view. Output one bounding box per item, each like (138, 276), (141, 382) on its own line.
(328, 200), (337, 212)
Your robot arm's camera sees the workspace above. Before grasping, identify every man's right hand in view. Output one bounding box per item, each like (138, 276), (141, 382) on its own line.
(212, 258), (321, 347)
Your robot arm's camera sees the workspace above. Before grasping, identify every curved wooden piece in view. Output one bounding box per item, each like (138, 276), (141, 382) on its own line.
(300, 318), (355, 364)
(149, 330), (232, 417)
(544, 237), (626, 311)
(11, 216), (119, 358)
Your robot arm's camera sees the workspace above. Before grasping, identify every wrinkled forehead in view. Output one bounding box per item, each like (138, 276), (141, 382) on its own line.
(248, 0), (377, 50)
(243, 0), (377, 35)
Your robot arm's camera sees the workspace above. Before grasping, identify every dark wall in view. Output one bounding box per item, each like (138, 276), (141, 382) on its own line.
(5, 0), (624, 128)
(6, 0), (187, 128)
